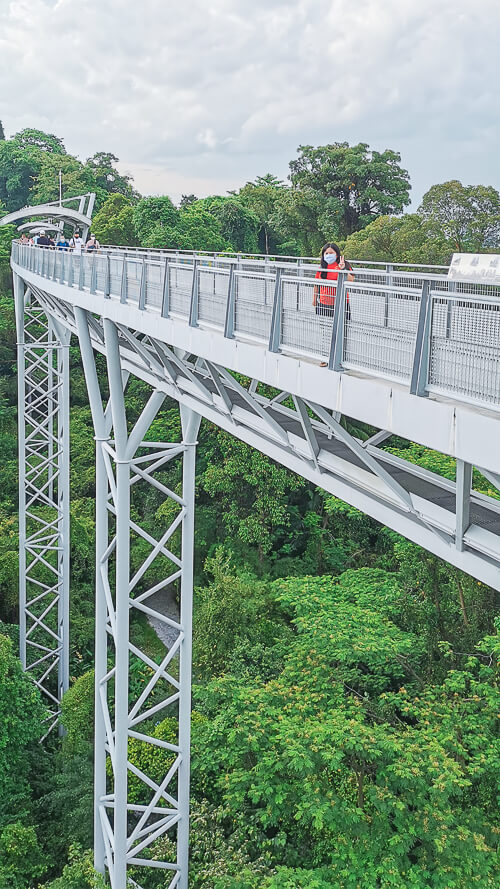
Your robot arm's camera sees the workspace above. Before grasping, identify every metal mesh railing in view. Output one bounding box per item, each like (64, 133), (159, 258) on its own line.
(168, 263), (192, 317)
(144, 261), (163, 310)
(428, 295), (500, 406)
(233, 272), (274, 341)
(11, 243), (500, 413)
(197, 266), (229, 329)
(343, 284), (421, 381)
(280, 276), (333, 360)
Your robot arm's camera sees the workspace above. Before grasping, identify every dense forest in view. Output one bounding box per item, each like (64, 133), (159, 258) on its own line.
(0, 123), (498, 888)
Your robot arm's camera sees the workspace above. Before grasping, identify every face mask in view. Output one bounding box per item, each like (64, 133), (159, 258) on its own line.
(324, 253), (337, 264)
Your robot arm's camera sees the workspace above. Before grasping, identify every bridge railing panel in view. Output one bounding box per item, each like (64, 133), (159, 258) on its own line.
(343, 283), (421, 382)
(168, 262), (193, 318)
(280, 276), (333, 361)
(124, 258), (142, 304)
(197, 266), (229, 329)
(233, 271), (274, 342)
(427, 293), (500, 407)
(143, 260), (163, 310)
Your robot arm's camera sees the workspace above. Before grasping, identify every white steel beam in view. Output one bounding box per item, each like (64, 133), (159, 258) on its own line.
(15, 272), (70, 735)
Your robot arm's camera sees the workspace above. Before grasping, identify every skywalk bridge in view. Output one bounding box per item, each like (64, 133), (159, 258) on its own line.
(6, 217), (500, 889)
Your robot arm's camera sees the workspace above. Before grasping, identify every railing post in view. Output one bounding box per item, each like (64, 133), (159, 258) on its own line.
(104, 253), (111, 298)
(138, 258), (147, 309)
(78, 252), (85, 290)
(189, 259), (199, 327)
(51, 249), (57, 282)
(268, 268), (283, 353)
(68, 250), (74, 288)
(60, 249), (65, 284)
(410, 279), (432, 397)
(120, 253), (128, 303)
(90, 251), (97, 295)
(446, 280), (455, 338)
(161, 257), (170, 318)
(328, 270), (347, 371)
(223, 265), (235, 339)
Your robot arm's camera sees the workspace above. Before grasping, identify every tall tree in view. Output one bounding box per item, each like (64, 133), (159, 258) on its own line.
(419, 180), (500, 252)
(237, 175), (286, 254)
(288, 142), (411, 241)
(13, 128), (66, 155)
(84, 152), (137, 200)
(91, 193), (137, 246)
(0, 121), (5, 141)
(0, 140), (41, 211)
(133, 195), (180, 244)
(31, 153), (99, 206)
(194, 196), (259, 252)
(344, 214), (452, 265)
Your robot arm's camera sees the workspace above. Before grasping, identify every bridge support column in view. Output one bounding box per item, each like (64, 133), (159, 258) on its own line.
(75, 309), (200, 889)
(14, 272), (70, 736)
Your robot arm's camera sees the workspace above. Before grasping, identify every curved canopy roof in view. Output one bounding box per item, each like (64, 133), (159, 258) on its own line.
(17, 220), (63, 234)
(0, 193), (95, 235)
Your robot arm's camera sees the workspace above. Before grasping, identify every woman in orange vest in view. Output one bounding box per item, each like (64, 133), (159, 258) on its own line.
(313, 242), (355, 366)
(312, 242), (354, 317)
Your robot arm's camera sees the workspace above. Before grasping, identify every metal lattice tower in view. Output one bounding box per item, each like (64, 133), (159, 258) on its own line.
(14, 274), (70, 737)
(76, 310), (199, 887)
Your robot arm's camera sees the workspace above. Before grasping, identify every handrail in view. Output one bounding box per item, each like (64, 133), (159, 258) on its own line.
(11, 242), (500, 414)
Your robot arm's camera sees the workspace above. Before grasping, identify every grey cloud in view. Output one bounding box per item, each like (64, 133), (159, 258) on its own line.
(0, 0), (499, 203)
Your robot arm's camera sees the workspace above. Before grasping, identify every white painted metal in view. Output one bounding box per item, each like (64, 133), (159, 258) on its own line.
(14, 272), (70, 736)
(74, 307), (199, 888)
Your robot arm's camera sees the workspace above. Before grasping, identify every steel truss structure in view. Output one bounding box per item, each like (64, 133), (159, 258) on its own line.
(14, 273), (70, 735)
(75, 309), (200, 887)
(7, 227), (500, 888)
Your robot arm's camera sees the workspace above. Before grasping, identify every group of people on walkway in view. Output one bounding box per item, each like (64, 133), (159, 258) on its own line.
(19, 230), (100, 254)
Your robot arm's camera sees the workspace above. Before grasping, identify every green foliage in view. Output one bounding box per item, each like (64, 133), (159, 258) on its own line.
(287, 142), (411, 244)
(0, 140), (42, 211)
(419, 180), (500, 252)
(133, 195), (180, 244)
(40, 845), (105, 889)
(0, 634), (47, 827)
(91, 193), (137, 246)
(193, 549), (291, 680)
(193, 572), (499, 887)
(344, 213), (452, 265)
(32, 153), (99, 207)
(13, 128), (66, 155)
(195, 197), (259, 252)
(84, 152), (136, 200)
(200, 431), (305, 565)
(0, 822), (46, 888)
(61, 671), (95, 755)
(236, 174), (286, 254)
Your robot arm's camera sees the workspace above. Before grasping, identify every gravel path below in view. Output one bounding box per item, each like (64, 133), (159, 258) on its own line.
(146, 587), (180, 650)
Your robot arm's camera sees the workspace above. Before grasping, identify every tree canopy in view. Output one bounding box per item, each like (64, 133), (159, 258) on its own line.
(419, 180), (500, 252)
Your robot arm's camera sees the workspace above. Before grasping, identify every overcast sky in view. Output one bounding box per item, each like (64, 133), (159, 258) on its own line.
(1, 0), (499, 206)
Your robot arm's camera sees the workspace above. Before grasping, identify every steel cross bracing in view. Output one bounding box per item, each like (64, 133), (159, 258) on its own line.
(75, 309), (199, 889)
(13, 273), (70, 736)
